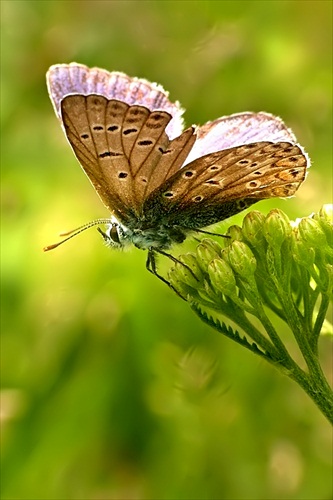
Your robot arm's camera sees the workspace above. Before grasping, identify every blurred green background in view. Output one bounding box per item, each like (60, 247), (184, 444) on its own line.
(1, 1), (332, 499)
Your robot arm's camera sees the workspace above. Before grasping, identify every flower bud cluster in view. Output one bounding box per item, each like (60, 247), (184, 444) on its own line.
(168, 206), (333, 423)
(169, 205), (333, 309)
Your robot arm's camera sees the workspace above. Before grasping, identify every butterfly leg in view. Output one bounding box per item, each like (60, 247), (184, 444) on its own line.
(147, 247), (201, 299)
(154, 248), (199, 283)
(146, 249), (172, 287)
(146, 249), (188, 300)
(192, 228), (230, 239)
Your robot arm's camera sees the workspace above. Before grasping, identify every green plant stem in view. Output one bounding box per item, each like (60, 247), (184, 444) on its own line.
(286, 362), (333, 423)
(194, 303), (333, 423)
(312, 292), (330, 350)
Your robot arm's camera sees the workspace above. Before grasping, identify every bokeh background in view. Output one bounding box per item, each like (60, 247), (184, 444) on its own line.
(1, 1), (332, 499)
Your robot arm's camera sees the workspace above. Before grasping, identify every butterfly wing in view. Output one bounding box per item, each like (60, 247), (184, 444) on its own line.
(143, 141), (309, 229)
(60, 95), (195, 223)
(47, 63), (185, 140)
(184, 112), (298, 165)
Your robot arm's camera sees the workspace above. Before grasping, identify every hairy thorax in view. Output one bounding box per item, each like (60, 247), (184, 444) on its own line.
(104, 219), (187, 250)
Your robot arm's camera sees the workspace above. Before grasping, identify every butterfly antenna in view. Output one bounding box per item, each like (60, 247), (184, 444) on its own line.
(43, 218), (112, 251)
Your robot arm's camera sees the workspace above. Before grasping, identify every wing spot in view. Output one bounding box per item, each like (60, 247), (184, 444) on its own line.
(110, 102), (122, 110)
(93, 126), (104, 131)
(123, 128), (138, 135)
(288, 157), (299, 162)
(183, 170), (195, 178)
(118, 172), (128, 179)
(138, 140), (153, 146)
(146, 122), (164, 129)
(254, 171), (262, 175)
(99, 152), (111, 158)
(239, 159), (250, 165)
(126, 117), (142, 124)
(107, 125), (119, 132)
(81, 134), (89, 139)
(193, 195), (204, 202)
(163, 191), (174, 198)
(248, 181), (259, 188)
(158, 147), (165, 153)
(129, 108), (146, 116)
(209, 165), (220, 171)
(163, 149), (172, 154)
(140, 177), (148, 183)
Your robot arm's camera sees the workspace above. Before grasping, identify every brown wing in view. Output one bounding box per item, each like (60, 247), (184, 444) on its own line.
(47, 63), (185, 140)
(143, 141), (308, 228)
(60, 95), (195, 222)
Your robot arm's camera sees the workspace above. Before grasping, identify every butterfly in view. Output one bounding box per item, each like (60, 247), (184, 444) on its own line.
(45, 63), (309, 286)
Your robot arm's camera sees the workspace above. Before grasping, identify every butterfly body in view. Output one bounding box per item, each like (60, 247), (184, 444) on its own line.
(45, 63), (309, 284)
(102, 218), (188, 250)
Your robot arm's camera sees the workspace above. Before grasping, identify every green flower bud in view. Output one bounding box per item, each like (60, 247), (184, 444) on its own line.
(298, 217), (328, 248)
(291, 235), (315, 268)
(196, 239), (221, 273)
(168, 267), (194, 298)
(263, 209), (292, 248)
(179, 252), (204, 283)
(313, 205), (333, 248)
(176, 254), (203, 287)
(169, 263), (204, 300)
(207, 258), (237, 297)
(318, 204), (333, 223)
(198, 279), (222, 302)
(241, 210), (266, 247)
(226, 241), (257, 278)
(200, 238), (223, 254)
(225, 225), (243, 243)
